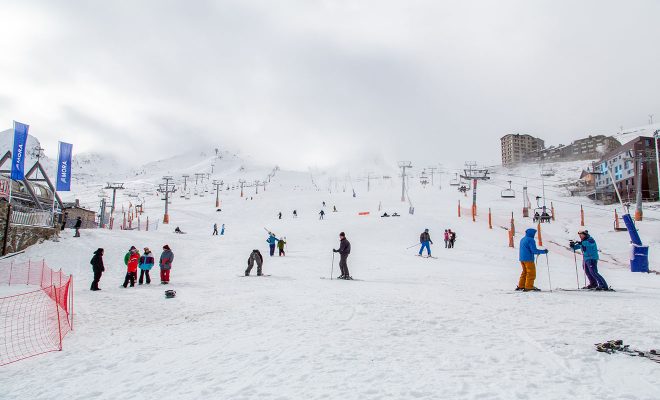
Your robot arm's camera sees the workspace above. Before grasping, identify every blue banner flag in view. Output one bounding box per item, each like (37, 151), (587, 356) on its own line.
(11, 121), (29, 180)
(56, 142), (73, 192)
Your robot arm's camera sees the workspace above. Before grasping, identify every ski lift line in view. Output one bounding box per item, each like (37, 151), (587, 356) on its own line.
(489, 171), (569, 184)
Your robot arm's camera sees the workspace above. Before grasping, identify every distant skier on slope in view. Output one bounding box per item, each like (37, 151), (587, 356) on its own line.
(74, 217), (82, 237)
(212, 223), (218, 235)
(517, 228), (548, 292)
(293, 210), (298, 218)
(278, 212), (282, 220)
(220, 223), (225, 235)
(448, 229), (457, 248)
(419, 229), (433, 257)
(245, 249), (264, 276)
(266, 232), (278, 256)
(444, 229), (449, 248)
(319, 210), (325, 220)
(570, 229), (609, 290)
(333, 232), (352, 280)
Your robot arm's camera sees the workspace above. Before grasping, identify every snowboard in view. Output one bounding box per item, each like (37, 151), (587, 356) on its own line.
(416, 255), (438, 259)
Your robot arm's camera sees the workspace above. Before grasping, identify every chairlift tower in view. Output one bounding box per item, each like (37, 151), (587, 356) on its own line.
(195, 173), (205, 185)
(459, 162), (490, 219)
(426, 167), (437, 186)
(157, 176), (176, 224)
(239, 179), (246, 197)
(212, 179), (224, 208)
(398, 161), (412, 202)
(363, 172), (376, 192)
(104, 182), (125, 216)
(181, 174), (189, 192)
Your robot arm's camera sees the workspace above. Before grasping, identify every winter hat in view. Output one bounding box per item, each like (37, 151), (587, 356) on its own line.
(143, 247), (150, 253)
(163, 244), (171, 250)
(578, 229), (589, 235)
(425, 229), (429, 232)
(94, 248), (104, 255)
(129, 246), (137, 251)
(339, 232), (345, 238)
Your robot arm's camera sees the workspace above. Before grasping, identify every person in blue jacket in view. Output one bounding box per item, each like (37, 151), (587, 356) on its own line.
(517, 228), (548, 291)
(220, 223), (225, 235)
(138, 247), (155, 285)
(266, 232), (278, 256)
(570, 229), (608, 290)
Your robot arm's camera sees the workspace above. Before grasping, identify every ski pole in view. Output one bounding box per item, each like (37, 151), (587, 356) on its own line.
(572, 250), (580, 290)
(406, 243), (419, 250)
(545, 253), (552, 292)
(330, 251), (335, 280)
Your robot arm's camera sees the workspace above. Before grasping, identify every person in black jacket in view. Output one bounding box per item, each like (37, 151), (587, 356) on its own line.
(90, 248), (105, 291)
(74, 217), (82, 237)
(333, 232), (352, 280)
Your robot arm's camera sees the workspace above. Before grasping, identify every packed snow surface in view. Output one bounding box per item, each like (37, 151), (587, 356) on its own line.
(1, 161), (660, 400)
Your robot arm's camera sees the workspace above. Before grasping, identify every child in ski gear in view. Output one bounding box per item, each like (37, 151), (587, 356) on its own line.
(74, 217), (82, 237)
(277, 238), (286, 256)
(517, 228), (548, 291)
(123, 246), (140, 288)
(212, 223), (218, 235)
(419, 229), (432, 256)
(90, 248), (104, 291)
(333, 232), (352, 280)
(570, 230), (608, 290)
(159, 245), (174, 284)
(266, 233), (278, 256)
(220, 223), (225, 235)
(245, 249), (264, 276)
(444, 230), (449, 248)
(319, 210), (325, 220)
(138, 247), (155, 285)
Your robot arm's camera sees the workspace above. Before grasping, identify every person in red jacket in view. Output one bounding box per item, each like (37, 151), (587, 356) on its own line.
(123, 246), (140, 288)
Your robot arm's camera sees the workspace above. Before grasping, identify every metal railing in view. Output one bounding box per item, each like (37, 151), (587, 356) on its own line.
(9, 205), (54, 228)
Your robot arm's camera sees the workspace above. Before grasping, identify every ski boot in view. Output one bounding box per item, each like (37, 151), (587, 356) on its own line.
(523, 287), (541, 292)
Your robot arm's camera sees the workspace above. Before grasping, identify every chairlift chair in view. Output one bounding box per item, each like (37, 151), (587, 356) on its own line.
(500, 181), (516, 198)
(449, 173), (460, 186)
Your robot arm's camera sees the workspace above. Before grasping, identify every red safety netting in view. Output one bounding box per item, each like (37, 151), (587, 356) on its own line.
(0, 260), (73, 366)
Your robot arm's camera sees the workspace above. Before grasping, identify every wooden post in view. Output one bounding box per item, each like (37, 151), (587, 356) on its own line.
(537, 222), (543, 247)
(580, 205), (585, 226)
(2, 204), (11, 256)
(510, 212), (515, 237)
(508, 229), (514, 248)
(614, 209), (620, 230)
(146, 216), (149, 231)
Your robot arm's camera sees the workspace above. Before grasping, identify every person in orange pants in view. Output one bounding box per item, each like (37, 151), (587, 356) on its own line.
(517, 228), (548, 291)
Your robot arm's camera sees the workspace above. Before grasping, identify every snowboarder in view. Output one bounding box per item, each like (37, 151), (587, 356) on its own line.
(319, 210), (325, 220)
(517, 228), (548, 291)
(123, 246), (140, 288)
(74, 217), (82, 237)
(138, 247), (155, 285)
(266, 232), (278, 256)
(570, 229), (608, 290)
(212, 223), (218, 235)
(277, 238), (286, 256)
(419, 229), (433, 257)
(90, 248), (104, 291)
(159, 245), (174, 284)
(245, 249), (264, 276)
(220, 223), (225, 235)
(278, 212), (282, 220)
(333, 232), (352, 280)
(444, 229), (449, 248)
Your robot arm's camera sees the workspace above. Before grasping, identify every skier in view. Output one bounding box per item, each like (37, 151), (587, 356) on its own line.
(159, 245), (174, 284)
(245, 249), (264, 276)
(212, 223), (218, 235)
(570, 229), (608, 290)
(333, 232), (352, 280)
(319, 210), (325, 220)
(449, 230), (457, 248)
(517, 228), (549, 291)
(61, 212), (68, 231)
(266, 232), (278, 256)
(138, 247), (155, 285)
(90, 248), (105, 291)
(419, 229), (433, 257)
(444, 229), (449, 248)
(293, 210), (298, 218)
(220, 223), (225, 235)
(333, 206), (337, 212)
(322, 201), (326, 208)
(278, 212), (282, 220)
(123, 246), (140, 288)
(277, 238), (286, 256)
(74, 217), (82, 237)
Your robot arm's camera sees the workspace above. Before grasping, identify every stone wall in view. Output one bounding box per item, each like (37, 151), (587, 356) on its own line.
(0, 202), (58, 255)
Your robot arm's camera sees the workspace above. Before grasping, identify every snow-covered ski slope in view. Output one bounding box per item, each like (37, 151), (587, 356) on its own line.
(1, 159), (660, 400)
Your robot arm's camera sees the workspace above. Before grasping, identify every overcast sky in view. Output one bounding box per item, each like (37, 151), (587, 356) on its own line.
(0, 0), (658, 170)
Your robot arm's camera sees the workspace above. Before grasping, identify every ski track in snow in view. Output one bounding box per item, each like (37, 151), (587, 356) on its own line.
(1, 165), (660, 400)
